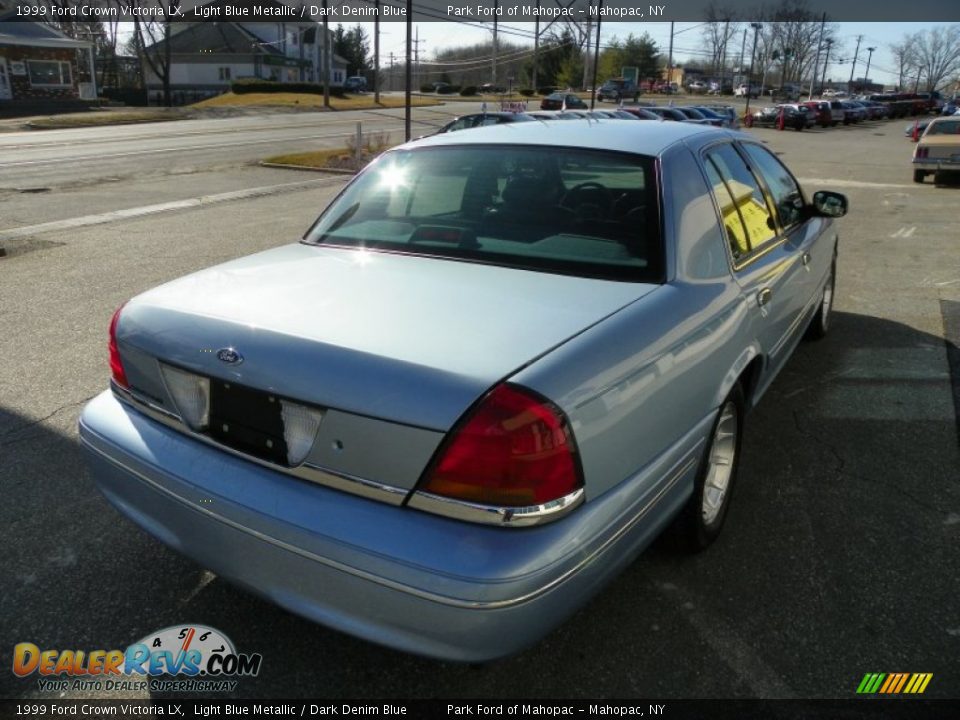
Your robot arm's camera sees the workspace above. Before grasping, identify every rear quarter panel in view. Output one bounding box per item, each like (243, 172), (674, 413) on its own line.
(512, 141), (756, 502)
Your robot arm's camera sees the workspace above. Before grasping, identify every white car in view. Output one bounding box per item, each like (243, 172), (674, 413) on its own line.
(688, 81), (707, 93)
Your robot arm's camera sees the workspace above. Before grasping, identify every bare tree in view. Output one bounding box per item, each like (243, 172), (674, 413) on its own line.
(765, 0), (831, 88)
(702, 2), (740, 81)
(906, 25), (960, 92)
(889, 40), (918, 91)
(126, 0), (182, 106)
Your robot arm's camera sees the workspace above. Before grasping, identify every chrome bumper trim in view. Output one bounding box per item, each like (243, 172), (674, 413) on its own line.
(406, 488), (585, 527)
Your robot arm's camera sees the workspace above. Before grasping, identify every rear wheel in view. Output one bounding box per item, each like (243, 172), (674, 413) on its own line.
(913, 169), (926, 183)
(678, 384), (745, 550)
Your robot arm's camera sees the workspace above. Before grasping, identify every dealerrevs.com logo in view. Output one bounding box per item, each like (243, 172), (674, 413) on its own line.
(13, 625), (262, 693)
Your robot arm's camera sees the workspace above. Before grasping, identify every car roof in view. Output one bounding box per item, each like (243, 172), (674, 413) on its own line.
(405, 118), (729, 155)
(456, 112), (529, 119)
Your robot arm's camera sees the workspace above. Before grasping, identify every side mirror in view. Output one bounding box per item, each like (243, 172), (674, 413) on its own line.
(811, 190), (848, 218)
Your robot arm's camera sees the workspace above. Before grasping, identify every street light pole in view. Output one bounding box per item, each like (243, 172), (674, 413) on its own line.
(863, 47), (876, 93)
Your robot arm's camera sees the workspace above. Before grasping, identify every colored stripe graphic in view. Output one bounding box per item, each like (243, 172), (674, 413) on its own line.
(878, 675), (894, 694)
(857, 673), (932, 694)
(857, 673), (885, 694)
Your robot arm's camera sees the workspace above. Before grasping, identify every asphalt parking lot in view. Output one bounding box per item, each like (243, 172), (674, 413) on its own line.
(1, 113), (958, 701)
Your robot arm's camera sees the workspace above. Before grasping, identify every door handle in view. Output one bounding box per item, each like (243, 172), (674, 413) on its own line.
(801, 252), (811, 267)
(757, 287), (773, 307)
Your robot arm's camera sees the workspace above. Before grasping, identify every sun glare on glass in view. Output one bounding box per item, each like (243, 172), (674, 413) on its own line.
(378, 163), (408, 191)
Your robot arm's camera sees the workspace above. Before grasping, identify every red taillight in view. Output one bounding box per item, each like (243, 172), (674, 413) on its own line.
(419, 384), (582, 507)
(108, 304), (129, 389)
(916, 147), (929, 159)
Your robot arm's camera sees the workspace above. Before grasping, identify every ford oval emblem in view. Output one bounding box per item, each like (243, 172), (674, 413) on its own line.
(216, 348), (243, 365)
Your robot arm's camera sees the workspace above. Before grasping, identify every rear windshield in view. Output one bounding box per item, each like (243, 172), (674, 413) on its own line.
(304, 145), (662, 282)
(926, 120), (960, 135)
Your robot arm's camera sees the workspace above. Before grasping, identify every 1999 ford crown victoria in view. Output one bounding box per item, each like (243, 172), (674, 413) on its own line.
(80, 121), (848, 661)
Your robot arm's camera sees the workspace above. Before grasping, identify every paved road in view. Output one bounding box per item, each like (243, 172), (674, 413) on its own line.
(0, 104), (465, 230)
(1, 115), (958, 700)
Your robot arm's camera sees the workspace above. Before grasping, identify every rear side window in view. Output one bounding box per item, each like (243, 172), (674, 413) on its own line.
(305, 145), (662, 282)
(702, 143), (776, 262)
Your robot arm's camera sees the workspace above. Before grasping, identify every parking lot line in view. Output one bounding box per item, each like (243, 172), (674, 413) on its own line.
(0, 176), (347, 242)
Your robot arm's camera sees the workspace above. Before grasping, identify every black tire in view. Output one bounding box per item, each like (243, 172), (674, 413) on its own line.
(805, 258), (836, 340)
(913, 169), (926, 184)
(678, 383), (745, 551)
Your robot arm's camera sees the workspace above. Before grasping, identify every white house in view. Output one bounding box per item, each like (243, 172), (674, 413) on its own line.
(143, 1), (348, 105)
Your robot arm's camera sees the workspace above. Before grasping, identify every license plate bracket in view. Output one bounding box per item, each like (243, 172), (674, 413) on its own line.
(208, 380), (288, 465)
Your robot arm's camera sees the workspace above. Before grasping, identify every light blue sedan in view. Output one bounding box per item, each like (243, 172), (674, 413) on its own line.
(80, 121), (848, 661)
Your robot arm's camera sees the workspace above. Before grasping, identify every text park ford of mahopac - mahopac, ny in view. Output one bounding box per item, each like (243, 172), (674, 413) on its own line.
(80, 120), (848, 661)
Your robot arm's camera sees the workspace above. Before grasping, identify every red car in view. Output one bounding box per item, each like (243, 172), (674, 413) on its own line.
(800, 100), (843, 128)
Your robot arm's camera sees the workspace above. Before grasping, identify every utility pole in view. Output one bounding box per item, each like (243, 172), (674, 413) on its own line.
(808, 12), (825, 99)
(374, 0), (380, 103)
(404, 0), (411, 140)
(820, 38), (833, 93)
(720, 18), (729, 92)
(492, 0), (498, 87)
(745, 22), (761, 116)
(590, 1), (603, 109)
(847, 34), (862, 93)
(321, 0), (329, 109)
(863, 46), (876, 93)
(667, 21), (674, 88)
(738, 28), (746, 86)
(582, 9), (592, 91)
(413, 25), (424, 92)
(532, 2), (539, 91)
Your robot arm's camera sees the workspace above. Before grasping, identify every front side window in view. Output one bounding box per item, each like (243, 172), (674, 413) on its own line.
(703, 143), (776, 262)
(304, 145), (662, 282)
(28, 60), (71, 87)
(740, 143), (805, 230)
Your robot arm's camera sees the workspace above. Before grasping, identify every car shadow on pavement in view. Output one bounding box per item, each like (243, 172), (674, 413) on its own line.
(2, 309), (958, 699)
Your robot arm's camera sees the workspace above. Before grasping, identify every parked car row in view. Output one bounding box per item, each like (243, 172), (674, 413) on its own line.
(746, 98), (900, 131)
(435, 102), (742, 136)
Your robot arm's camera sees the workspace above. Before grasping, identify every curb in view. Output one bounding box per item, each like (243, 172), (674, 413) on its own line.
(259, 162), (357, 175)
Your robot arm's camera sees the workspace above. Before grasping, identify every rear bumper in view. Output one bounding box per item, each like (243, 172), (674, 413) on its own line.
(80, 390), (700, 661)
(912, 158), (960, 171)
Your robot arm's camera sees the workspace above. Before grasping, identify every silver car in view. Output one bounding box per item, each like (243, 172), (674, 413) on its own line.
(80, 121), (848, 662)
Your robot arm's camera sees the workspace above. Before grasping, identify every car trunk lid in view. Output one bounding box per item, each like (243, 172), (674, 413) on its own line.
(117, 243), (657, 433)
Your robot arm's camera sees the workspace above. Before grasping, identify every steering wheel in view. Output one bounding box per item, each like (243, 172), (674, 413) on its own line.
(559, 182), (613, 216)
